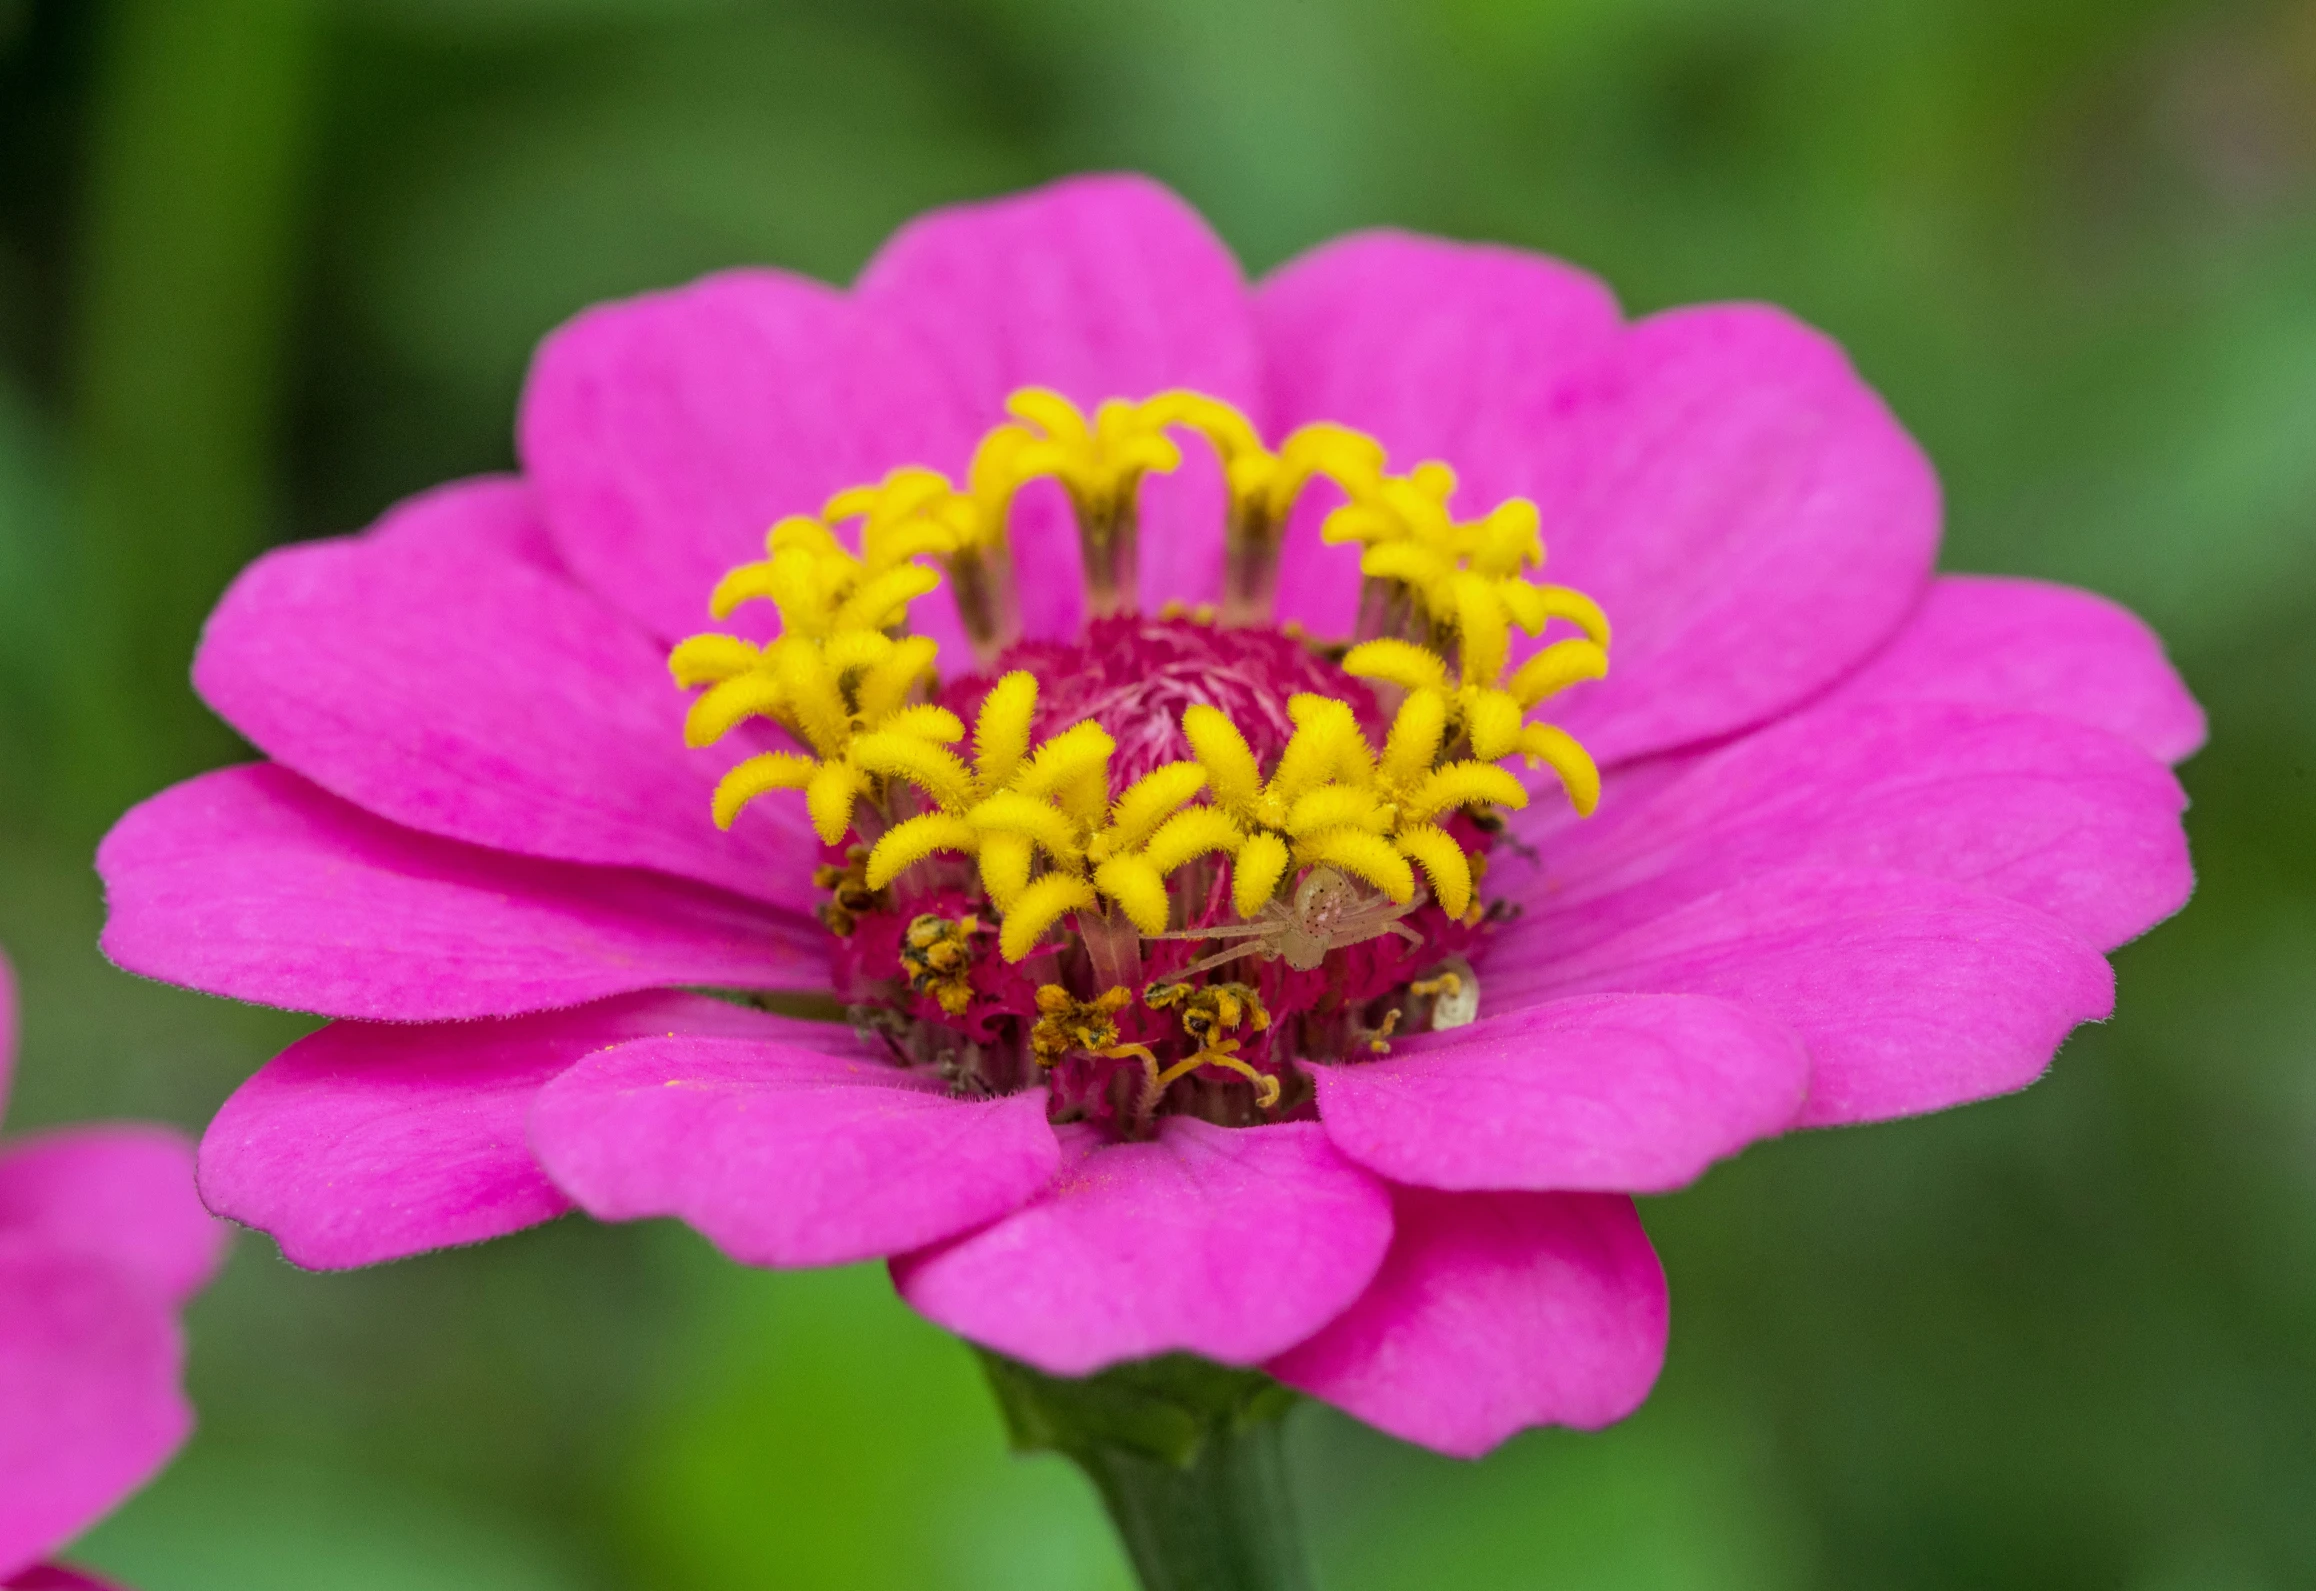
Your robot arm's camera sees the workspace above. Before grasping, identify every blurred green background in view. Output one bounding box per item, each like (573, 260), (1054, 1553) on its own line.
(2, 0), (2312, 1586)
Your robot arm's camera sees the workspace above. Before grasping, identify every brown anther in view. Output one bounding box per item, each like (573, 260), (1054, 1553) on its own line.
(899, 914), (981, 1016)
(1144, 980), (1270, 1047)
(813, 845), (885, 936)
(1029, 984), (1135, 1066)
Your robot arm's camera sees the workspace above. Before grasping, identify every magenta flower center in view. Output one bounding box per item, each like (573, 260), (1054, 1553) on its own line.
(672, 388), (1611, 1139)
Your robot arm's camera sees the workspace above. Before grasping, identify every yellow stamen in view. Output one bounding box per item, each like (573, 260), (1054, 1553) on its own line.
(1462, 690), (1526, 762)
(1102, 763), (1211, 857)
(1341, 638), (1450, 695)
(805, 761), (871, 845)
(1000, 873), (1099, 962)
(850, 731), (976, 815)
(864, 813), (980, 890)
(1142, 394), (1386, 624)
(978, 833), (1034, 911)
(1137, 807), (1242, 876)
(670, 388), (1612, 973)
(669, 633), (759, 688)
(1295, 828), (1417, 903)
(972, 672), (1039, 793)
(1404, 761), (1528, 824)
(1378, 690), (1449, 789)
(968, 789), (1088, 866)
(1516, 723), (1601, 817)
(1508, 639), (1611, 708)
(1181, 705), (1265, 819)
(1231, 831), (1291, 916)
(972, 388), (1183, 618)
(1092, 856), (1171, 936)
(711, 752), (816, 831)
(684, 671), (786, 750)
(1394, 824), (1474, 918)
(1284, 784), (1394, 837)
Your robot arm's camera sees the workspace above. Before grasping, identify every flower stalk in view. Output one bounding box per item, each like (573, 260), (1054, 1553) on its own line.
(976, 1350), (1314, 1591)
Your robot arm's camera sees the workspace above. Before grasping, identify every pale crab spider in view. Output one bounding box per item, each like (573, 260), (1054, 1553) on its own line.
(1151, 866), (1424, 980)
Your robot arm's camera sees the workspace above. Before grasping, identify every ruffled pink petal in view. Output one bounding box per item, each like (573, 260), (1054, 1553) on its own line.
(518, 268), (973, 646)
(99, 765), (819, 1021)
(5, 1564), (130, 1590)
(1527, 703), (2193, 955)
(529, 1032), (1062, 1269)
(1257, 232), (1623, 636)
(0, 1129), (221, 1304)
(858, 175), (1260, 628)
(1313, 993), (1807, 1194)
(1822, 574), (2207, 765)
(198, 992), (780, 1270)
(1490, 867), (2115, 1127)
(1260, 247), (1938, 762)
(194, 479), (815, 909)
(894, 1119), (1392, 1375)
(0, 1243), (188, 1581)
(1269, 1188), (1666, 1458)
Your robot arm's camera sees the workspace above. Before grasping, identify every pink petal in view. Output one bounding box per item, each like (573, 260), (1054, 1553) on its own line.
(1527, 702), (2193, 955)
(1269, 1187), (1666, 1458)
(858, 175), (1260, 627)
(529, 1033), (1060, 1268)
(1822, 574), (2207, 765)
(1261, 252), (1938, 762)
(0, 1243), (188, 1581)
(1533, 306), (1938, 764)
(0, 1129), (221, 1304)
(518, 268), (972, 646)
(368, 469), (563, 571)
(99, 764), (820, 1021)
(5, 1564), (131, 1590)
(1257, 231), (1623, 636)
(1313, 993), (1807, 1194)
(893, 1119), (1392, 1375)
(193, 479), (815, 909)
(1490, 868), (2115, 1127)
(198, 992), (781, 1270)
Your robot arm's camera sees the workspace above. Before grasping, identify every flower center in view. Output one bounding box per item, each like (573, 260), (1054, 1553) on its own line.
(945, 614), (1383, 788)
(671, 389), (1610, 1137)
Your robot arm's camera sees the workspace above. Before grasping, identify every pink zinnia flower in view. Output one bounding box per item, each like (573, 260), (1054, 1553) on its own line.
(99, 176), (2199, 1458)
(0, 954), (226, 1589)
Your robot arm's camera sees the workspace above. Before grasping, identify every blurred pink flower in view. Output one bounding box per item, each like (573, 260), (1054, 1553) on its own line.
(99, 176), (2199, 1456)
(0, 955), (226, 1586)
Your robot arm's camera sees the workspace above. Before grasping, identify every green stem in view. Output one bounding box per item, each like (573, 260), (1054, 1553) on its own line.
(977, 1351), (1314, 1591)
(66, 0), (322, 824)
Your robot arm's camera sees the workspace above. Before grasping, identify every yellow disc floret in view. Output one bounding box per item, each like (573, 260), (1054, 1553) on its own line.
(672, 384), (1613, 975)
(963, 719), (1233, 959)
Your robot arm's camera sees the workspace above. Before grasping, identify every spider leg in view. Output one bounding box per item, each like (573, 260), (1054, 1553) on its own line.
(1163, 940), (1279, 982)
(1146, 922), (1277, 942)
